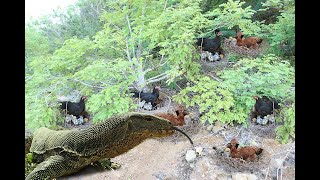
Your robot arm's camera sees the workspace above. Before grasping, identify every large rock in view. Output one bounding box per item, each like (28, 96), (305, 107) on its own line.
(185, 150), (197, 163)
(232, 173), (258, 180)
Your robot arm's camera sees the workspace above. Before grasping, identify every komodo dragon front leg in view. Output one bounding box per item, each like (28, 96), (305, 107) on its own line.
(25, 155), (83, 180)
(90, 159), (121, 171)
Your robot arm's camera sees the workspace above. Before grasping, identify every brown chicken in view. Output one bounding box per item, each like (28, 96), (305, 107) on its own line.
(154, 105), (188, 126)
(226, 138), (263, 161)
(236, 31), (263, 49)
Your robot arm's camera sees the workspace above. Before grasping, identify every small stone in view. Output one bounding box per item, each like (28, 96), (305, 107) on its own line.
(185, 150), (197, 163)
(152, 171), (166, 180)
(273, 158), (284, 167)
(143, 102), (153, 110)
(208, 149), (214, 154)
(266, 114), (275, 123)
(206, 125), (213, 132)
(189, 163), (195, 168)
(72, 116), (84, 125)
(184, 115), (192, 126)
(211, 125), (224, 133)
(195, 147), (204, 156)
(139, 100), (146, 108)
(232, 173), (258, 180)
(256, 116), (268, 125)
(216, 173), (231, 180)
(223, 148), (230, 157)
(211, 52), (220, 61)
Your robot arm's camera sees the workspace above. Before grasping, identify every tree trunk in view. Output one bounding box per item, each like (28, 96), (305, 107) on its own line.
(136, 64), (146, 92)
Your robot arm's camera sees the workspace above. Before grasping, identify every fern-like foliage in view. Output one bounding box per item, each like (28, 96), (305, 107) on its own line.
(202, 0), (264, 36)
(174, 75), (246, 125)
(174, 54), (294, 125)
(219, 54), (295, 100)
(276, 103), (295, 144)
(260, 0), (295, 56)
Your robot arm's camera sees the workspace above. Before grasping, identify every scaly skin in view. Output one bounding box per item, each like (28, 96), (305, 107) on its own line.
(26, 112), (187, 180)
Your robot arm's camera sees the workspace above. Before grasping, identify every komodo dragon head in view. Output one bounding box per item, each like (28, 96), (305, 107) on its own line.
(116, 113), (194, 145)
(126, 113), (176, 136)
(88, 112), (194, 160)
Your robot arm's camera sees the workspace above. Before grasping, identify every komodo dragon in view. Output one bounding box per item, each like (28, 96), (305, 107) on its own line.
(25, 112), (193, 180)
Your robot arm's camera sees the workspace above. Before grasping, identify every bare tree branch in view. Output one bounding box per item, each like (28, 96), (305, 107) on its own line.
(100, 81), (117, 86)
(91, 2), (101, 15)
(165, 94), (171, 112)
(71, 78), (105, 89)
(159, 57), (168, 67)
(144, 58), (169, 73)
(146, 73), (169, 84)
(126, 15), (136, 59)
(126, 14), (133, 37)
(276, 144), (294, 178)
(159, 54), (165, 64)
(164, 0), (168, 10)
(207, 72), (222, 82)
(125, 37), (132, 62)
(147, 72), (168, 81)
(175, 82), (183, 91)
(136, 43), (142, 60)
(121, 70), (129, 81)
(34, 82), (62, 106)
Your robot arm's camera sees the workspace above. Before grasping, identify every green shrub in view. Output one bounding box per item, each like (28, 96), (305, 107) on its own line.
(25, 95), (63, 130)
(260, 0), (295, 57)
(219, 54), (295, 100)
(173, 75), (245, 125)
(275, 103), (295, 144)
(226, 52), (242, 62)
(205, 0), (263, 35)
(174, 54), (294, 125)
(86, 85), (137, 123)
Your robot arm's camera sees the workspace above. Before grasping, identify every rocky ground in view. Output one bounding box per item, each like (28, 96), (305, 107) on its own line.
(58, 123), (294, 180)
(58, 88), (295, 180)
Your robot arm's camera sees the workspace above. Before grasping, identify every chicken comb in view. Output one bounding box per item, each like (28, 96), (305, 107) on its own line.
(81, 96), (88, 100)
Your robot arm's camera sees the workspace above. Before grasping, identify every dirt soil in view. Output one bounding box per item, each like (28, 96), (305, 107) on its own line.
(59, 124), (294, 180)
(59, 88), (295, 180)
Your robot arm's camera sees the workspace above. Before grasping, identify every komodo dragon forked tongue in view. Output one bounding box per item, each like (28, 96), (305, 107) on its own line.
(172, 127), (194, 146)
